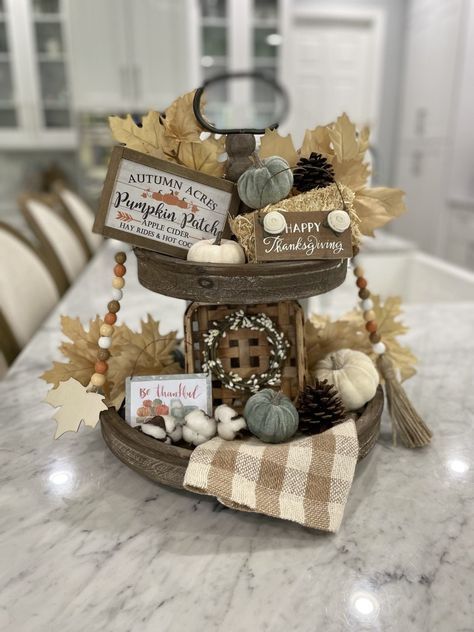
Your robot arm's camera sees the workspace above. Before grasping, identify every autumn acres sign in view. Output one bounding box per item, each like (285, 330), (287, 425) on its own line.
(93, 147), (240, 258)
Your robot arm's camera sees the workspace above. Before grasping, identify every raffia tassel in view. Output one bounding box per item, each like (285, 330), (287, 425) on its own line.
(376, 354), (432, 448)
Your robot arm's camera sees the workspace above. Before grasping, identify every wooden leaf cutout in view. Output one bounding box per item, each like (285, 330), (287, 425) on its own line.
(259, 129), (298, 167)
(44, 378), (108, 439)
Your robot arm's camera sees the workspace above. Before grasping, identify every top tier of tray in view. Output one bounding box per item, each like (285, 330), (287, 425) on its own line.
(135, 247), (347, 305)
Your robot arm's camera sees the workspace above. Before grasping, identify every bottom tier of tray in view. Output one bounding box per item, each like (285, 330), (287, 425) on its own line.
(100, 387), (384, 491)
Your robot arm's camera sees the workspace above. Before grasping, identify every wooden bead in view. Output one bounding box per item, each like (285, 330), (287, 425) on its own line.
(352, 245), (360, 256)
(112, 277), (125, 289)
(363, 309), (376, 322)
(104, 312), (117, 325)
(97, 348), (110, 361)
(356, 277), (367, 289)
(115, 252), (127, 264)
(365, 320), (378, 333)
(91, 372), (106, 387)
(107, 300), (120, 314)
(114, 264), (126, 277)
(369, 332), (381, 344)
(372, 341), (386, 355)
(358, 288), (370, 299)
(100, 323), (114, 337)
(353, 266), (364, 278)
(361, 298), (374, 311)
(94, 360), (108, 374)
(111, 288), (123, 301)
(98, 336), (112, 349)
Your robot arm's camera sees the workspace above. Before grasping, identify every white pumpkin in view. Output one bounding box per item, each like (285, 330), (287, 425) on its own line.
(187, 235), (245, 264)
(314, 349), (379, 411)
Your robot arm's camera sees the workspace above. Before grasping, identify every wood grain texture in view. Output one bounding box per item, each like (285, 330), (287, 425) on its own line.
(135, 248), (347, 304)
(100, 386), (383, 490)
(184, 301), (306, 410)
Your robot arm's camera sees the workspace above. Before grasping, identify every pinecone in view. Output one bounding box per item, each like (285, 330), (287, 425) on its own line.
(293, 153), (335, 193)
(297, 379), (346, 435)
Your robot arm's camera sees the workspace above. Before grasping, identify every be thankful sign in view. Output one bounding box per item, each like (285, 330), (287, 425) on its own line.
(254, 210), (353, 262)
(93, 147), (240, 258)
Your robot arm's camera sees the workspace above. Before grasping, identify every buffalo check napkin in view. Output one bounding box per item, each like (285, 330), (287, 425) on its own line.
(184, 420), (359, 532)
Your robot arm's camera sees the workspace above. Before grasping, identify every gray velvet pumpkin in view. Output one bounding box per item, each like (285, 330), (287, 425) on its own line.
(244, 389), (299, 443)
(237, 155), (293, 209)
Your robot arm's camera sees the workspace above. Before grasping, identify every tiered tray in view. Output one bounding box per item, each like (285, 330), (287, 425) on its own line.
(100, 387), (384, 490)
(135, 248), (347, 304)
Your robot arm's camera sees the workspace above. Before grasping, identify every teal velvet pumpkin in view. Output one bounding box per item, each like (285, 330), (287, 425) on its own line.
(237, 155), (293, 209)
(244, 389), (299, 443)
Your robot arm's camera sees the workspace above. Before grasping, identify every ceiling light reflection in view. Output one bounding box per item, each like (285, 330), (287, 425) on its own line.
(448, 459), (469, 474)
(350, 591), (380, 621)
(49, 470), (73, 486)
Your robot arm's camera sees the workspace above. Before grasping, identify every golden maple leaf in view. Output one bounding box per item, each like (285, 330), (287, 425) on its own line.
(353, 187), (406, 237)
(41, 316), (118, 395)
(305, 314), (370, 377)
(366, 295), (417, 380)
(44, 378), (108, 439)
(109, 111), (167, 159)
(305, 294), (417, 383)
(327, 113), (359, 162)
(108, 315), (183, 407)
(300, 125), (332, 159)
(259, 129), (298, 167)
(162, 90), (203, 143)
(175, 137), (226, 177)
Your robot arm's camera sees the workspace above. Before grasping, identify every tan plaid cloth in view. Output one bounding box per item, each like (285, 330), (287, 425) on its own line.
(184, 420), (359, 532)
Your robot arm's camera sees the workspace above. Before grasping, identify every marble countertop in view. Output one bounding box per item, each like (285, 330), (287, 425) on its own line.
(1, 243), (473, 632)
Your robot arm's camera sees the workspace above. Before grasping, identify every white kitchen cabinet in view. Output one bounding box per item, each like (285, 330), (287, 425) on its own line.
(66, 0), (196, 114)
(0, 0), (75, 149)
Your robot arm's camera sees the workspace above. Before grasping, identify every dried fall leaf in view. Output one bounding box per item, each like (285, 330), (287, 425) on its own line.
(41, 316), (114, 393)
(176, 137), (226, 177)
(368, 295), (417, 380)
(300, 125), (332, 159)
(163, 90), (203, 142)
(328, 113), (359, 162)
(259, 129), (298, 167)
(332, 158), (371, 191)
(109, 111), (166, 159)
(108, 315), (183, 407)
(305, 314), (370, 375)
(44, 378), (108, 439)
(354, 187), (406, 236)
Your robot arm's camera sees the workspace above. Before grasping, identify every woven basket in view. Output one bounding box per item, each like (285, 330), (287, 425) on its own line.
(184, 301), (306, 411)
(100, 387), (384, 490)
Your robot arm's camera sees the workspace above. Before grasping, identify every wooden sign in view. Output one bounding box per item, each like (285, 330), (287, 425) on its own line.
(93, 147), (240, 258)
(254, 210), (353, 262)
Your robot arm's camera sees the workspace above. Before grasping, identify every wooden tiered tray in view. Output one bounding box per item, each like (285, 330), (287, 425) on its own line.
(100, 387), (384, 491)
(135, 248), (347, 304)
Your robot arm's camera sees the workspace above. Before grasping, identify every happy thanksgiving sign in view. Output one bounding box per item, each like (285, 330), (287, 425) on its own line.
(254, 210), (352, 261)
(94, 147), (239, 257)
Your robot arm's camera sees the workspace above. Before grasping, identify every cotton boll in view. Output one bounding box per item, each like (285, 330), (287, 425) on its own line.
(183, 409), (217, 446)
(162, 415), (183, 443)
(215, 404), (247, 441)
(138, 422), (167, 441)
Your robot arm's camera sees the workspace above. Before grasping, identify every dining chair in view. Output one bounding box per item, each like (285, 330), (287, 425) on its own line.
(20, 194), (89, 295)
(0, 222), (59, 366)
(53, 184), (103, 254)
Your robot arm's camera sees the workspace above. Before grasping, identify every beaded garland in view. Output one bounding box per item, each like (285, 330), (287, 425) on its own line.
(350, 245), (386, 356)
(202, 310), (290, 393)
(90, 245), (131, 389)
